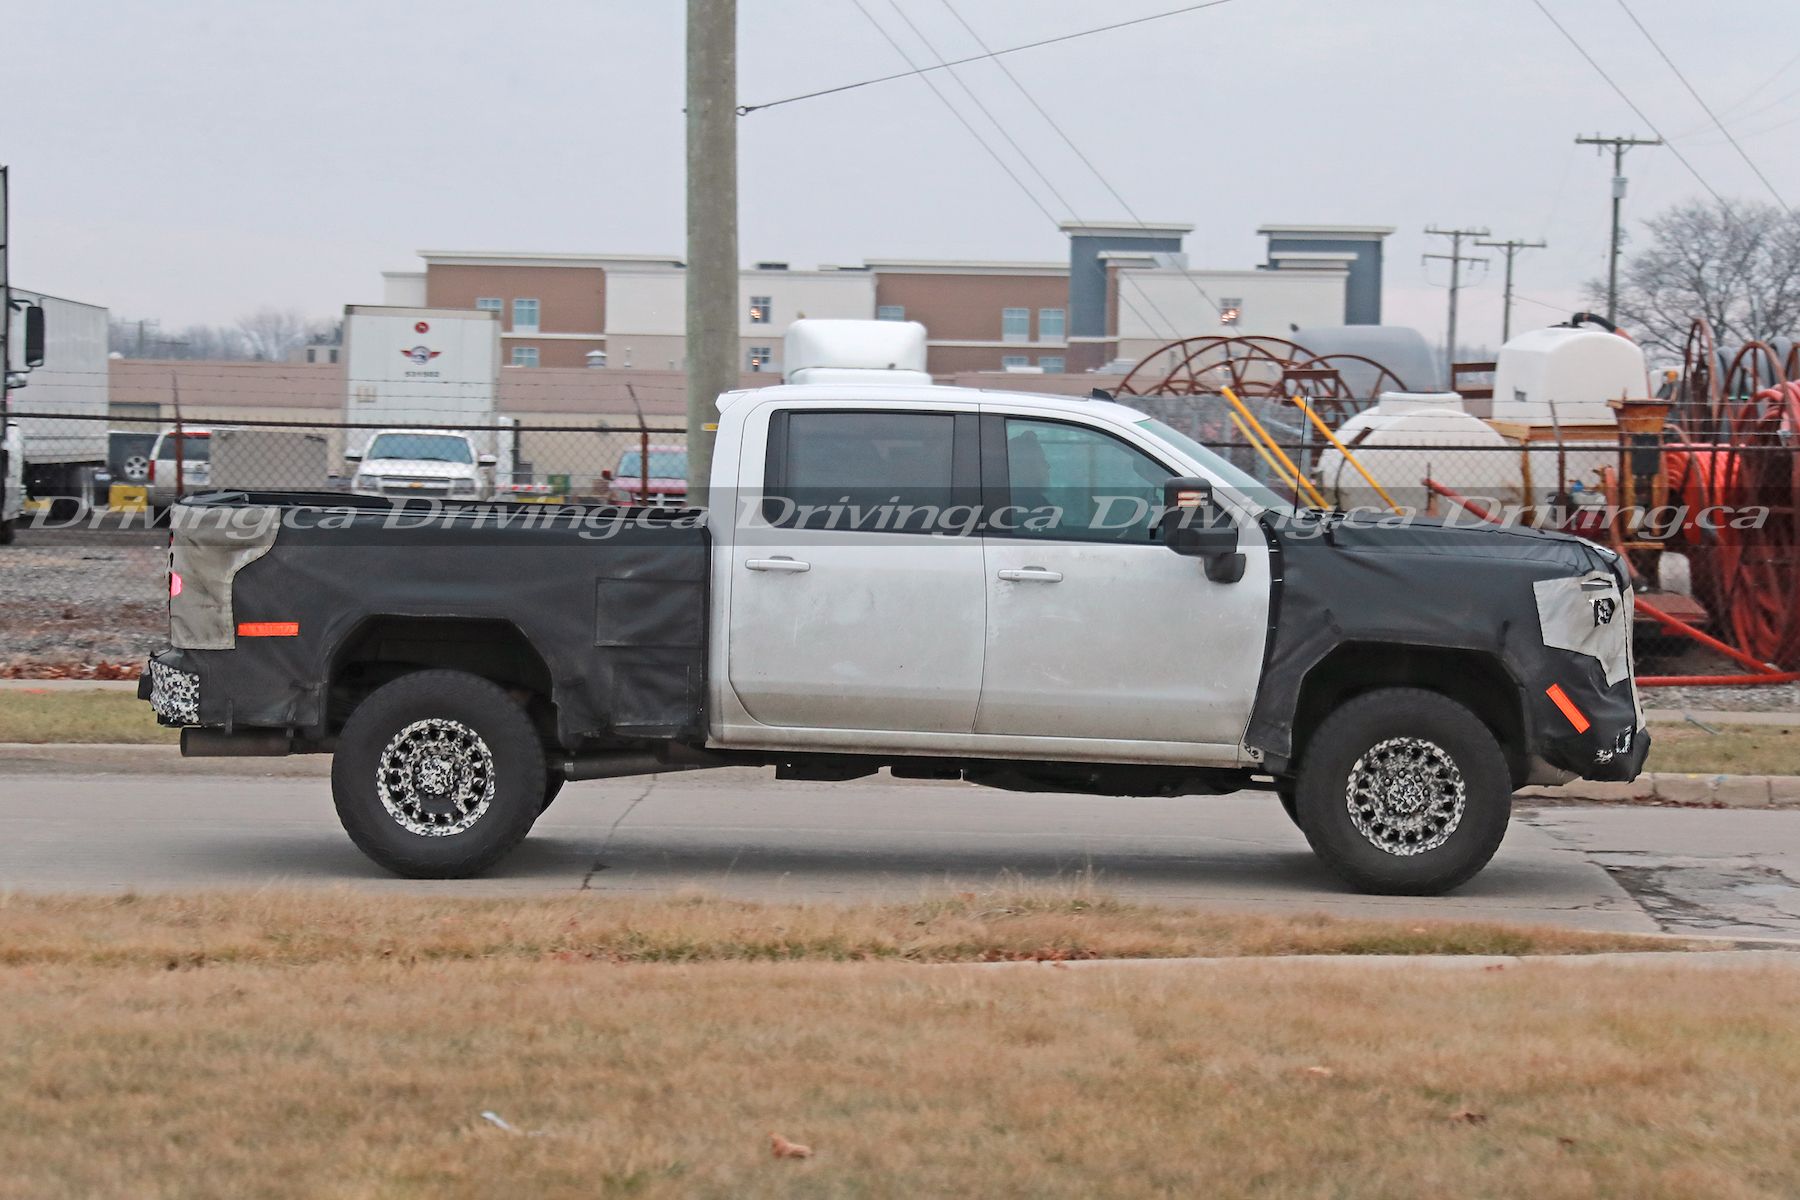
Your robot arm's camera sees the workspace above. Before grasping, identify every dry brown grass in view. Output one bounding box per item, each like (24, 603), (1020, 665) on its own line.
(0, 688), (175, 744)
(2, 948), (1797, 1199)
(1647, 722), (1800, 776)
(0, 887), (1677, 968)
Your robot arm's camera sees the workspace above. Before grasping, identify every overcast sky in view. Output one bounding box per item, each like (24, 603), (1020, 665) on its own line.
(4, 0), (1797, 350)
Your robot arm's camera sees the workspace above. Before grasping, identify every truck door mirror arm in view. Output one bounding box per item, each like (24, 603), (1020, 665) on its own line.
(1161, 477), (1246, 584)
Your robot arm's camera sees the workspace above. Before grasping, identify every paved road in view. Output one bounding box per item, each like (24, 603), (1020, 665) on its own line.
(5, 749), (1798, 937)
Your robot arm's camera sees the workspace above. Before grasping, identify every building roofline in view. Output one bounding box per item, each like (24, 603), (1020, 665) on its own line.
(1255, 224), (1396, 240)
(863, 259), (1068, 276)
(1058, 220), (1194, 237)
(417, 250), (686, 268)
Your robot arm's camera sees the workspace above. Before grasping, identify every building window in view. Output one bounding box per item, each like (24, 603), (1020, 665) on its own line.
(1038, 356), (1065, 374)
(1219, 298), (1242, 326)
(513, 298), (540, 332)
(1001, 307), (1030, 342)
(749, 295), (772, 324)
(1038, 308), (1066, 341)
(475, 297), (503, 313)
(876, 304), (906, 322)
(511, 346), (539, 367)
(747, 345), (774, 372)
(1001, 355), (1031, 369)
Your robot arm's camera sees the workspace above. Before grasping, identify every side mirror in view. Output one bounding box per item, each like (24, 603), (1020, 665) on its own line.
(478, 454), (497, 467)
(1161, 477), (1246, 584)
(23, 305), (46, 368)
(344, 450), (363, 463)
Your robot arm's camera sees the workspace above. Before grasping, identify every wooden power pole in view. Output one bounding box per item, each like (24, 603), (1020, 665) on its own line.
(1575, 134), (1662, 324)
(684, 0), (737, 507)
(1473, 236), (1546, 343)
(1423, 225), (1489, 388)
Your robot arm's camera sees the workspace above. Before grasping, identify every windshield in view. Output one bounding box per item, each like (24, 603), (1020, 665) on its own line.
(617, 450), (687, 478)
(365, 433), (474, 464)
(1134, 418), (1289, 512)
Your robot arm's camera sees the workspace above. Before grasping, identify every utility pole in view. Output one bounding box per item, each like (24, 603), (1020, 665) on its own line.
(1, 165), (10, 387)
(685, 0), (737, 507)
(1473, 236), (1546, 343)
(1575, 134), (1662, 324)
(1422, 225), (1489, 388)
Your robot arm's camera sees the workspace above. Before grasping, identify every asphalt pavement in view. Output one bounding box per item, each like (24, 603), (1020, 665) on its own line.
(5, 748), (1799, 938)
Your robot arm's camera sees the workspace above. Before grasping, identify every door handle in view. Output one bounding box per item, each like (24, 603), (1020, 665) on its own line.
(997, 567), (1063, 583)
(746, 557), (811, 573)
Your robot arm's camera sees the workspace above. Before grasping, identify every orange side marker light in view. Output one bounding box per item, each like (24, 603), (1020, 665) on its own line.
(237, 622), (300, 638)
(1545, 684), (1590, 733)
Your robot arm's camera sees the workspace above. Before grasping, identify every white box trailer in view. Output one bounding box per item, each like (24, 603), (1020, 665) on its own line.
(342, 305), (501, 460)
(7, 289), (109, 506)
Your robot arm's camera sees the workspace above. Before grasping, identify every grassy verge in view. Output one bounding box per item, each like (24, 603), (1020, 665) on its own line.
(0, 896), (1786, 1200)
(0, 689), (174, 744)
(0, 889), (1675, 968)
(1645, 722), (1800, 775)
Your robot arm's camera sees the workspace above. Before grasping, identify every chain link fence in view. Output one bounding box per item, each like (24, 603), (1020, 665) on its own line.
(3, 407), (1794, 680)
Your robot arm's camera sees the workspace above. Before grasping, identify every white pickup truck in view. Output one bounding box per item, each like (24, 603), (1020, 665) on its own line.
(348, 428), (497, 502)
(143, 326), (1647, 895)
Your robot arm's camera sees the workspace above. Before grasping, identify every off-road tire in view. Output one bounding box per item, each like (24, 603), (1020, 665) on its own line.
(1276, 783), (1299, 828)
(1295, 687), (1511, 896)
(332, 669), (545, 878)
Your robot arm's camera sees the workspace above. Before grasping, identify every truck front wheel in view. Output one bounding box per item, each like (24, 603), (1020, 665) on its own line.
(1294, 688), (1511, 896)
(332, 669), (545, 878)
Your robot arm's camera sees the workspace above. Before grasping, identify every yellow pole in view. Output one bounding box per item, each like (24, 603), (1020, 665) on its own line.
(1226, 410), (1301, 492)
(1222, 386), (1328, 509)
(1288, 394), (1402, 513)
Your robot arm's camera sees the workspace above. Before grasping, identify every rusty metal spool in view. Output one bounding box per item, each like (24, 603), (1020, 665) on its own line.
(1116, 336), (1405, 428)
(1676, 317), (1723, 436)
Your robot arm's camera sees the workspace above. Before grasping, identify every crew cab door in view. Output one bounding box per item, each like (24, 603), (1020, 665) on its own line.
(723, 402), (985, 733)
(974, 411), (1269, 752)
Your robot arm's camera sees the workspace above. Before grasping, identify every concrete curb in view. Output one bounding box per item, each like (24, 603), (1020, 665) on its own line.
(0, 679), (140, 691)
(1519, 772), (1800, 808)
(961, 949), (1800, 971)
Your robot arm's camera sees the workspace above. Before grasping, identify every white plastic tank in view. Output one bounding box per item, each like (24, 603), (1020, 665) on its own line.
(1314, 393), (1513, 510)
(783, 319), (932, 386)
(1490, 327), (1648, 426)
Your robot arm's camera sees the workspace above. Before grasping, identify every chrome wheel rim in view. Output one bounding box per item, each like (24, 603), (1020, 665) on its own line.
(376, 718), (495, 836)
(1345, 736), (1465, 856)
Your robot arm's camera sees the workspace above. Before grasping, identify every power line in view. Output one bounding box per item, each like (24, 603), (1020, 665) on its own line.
(1525, 0), (1728, 208)
(933, 0), (1226, 322)
(1422, 226), (1490, 386)
(738, 0), (1241, 115)
(879, 0), (1185, 341)
(1611, 0), (1792, 215)
(848, 0), (1182, 345)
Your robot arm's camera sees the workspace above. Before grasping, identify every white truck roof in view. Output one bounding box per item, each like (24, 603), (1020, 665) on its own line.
(717, 381), (1152, 425)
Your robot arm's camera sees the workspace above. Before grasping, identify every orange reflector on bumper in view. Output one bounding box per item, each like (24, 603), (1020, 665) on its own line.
(237, 622), (300, 638)
(1545, 684), (1590, 733)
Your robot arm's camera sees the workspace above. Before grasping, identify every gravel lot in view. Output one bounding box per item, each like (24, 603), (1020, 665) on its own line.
(0, 524), (166, 670)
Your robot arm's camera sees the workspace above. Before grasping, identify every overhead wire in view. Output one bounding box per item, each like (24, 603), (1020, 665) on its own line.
(1611, 0), (1793, 215)
(848, 0), (1182, 346)
(737, 0), (1240, 115)
(1525, 0), (1730, 209)
(933, 0), (1228, 323)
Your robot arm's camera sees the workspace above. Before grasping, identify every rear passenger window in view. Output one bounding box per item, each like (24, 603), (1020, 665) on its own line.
(767, 411), (955, 531)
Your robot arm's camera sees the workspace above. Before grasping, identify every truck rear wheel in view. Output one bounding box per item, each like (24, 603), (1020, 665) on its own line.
(1294, 687), (1510, 896)
(331, 669), (545, 878)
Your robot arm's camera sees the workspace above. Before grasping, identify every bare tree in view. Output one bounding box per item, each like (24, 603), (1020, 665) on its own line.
(1592, 199), (1800, 354)
(235, 308), (312, 361)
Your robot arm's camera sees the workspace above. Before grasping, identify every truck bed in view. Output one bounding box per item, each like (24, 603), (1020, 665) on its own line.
(152, 490), (710, 749)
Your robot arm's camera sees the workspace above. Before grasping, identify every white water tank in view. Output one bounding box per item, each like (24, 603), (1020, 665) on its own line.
(783, 319), (932, 386)
(1315, 392), (1513, 509)
(1490, 327), (1647, 426)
